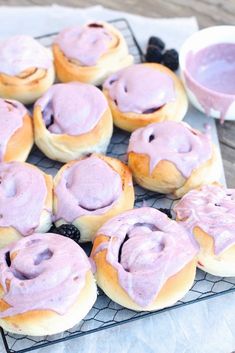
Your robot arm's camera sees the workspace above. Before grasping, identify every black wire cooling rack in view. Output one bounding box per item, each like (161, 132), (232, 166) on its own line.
(1, 17), (235, 353)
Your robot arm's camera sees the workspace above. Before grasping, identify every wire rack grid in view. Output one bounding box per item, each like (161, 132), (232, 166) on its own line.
(1, 17), (235, 353)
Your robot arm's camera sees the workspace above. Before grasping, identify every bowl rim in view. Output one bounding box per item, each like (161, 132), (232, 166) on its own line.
(179, 25), (235, 99)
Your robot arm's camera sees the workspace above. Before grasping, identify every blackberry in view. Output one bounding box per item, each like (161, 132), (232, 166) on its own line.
(162, 49), (179, 71)
(145, 46), (162, 63)
(51, 224), (81, 243)
(158, 208), (172, 219)
(88, 23), (103, 28)
(148, 36), (165, 51)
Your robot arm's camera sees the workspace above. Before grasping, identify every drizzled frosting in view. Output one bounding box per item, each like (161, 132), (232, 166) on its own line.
(0, 99), (27, 161)
(54, 23), (113, 66)
(0, 35), (53, 76)
(94, 207), (198, 307)
(128, 121), (212, 178)
(174, 184), (235, 255)
(0, 162), (50, 235)
(54, 155), (122, 222)
(0, 233), (91, 317)
(103, 64), (176, 113)
(36, 82), (108, 135)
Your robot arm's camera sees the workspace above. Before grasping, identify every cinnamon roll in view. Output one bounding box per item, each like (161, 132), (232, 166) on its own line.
(0, 233), (97, 335)
(91, 207), (197, 311)
(53, 21), (133, 85)
(128, 121), (220, 197)
(33, 82), (113, 162)
(0, 35), (55, 104)
(0, 162), (53, 248)
(0, 98), (33, 162)
(54, 154), (134, 242)
(174, 184), (235, 277)
(103, 63), (188, 132)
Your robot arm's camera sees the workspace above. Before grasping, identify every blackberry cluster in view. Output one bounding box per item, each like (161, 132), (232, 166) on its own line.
(145, 36), (179, 71)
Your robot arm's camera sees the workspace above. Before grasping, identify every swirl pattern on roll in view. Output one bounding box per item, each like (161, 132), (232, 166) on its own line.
(103, 64), (175, 113)
(35, 82), (108, 135)
(0, 35), (53, 76)
(55, 23), (117, 66)
(128, 121), (212, 177)
(174, 184), (235, 255)
(94, 207), (198, 307)
(0, 99), (27, 161)
(54, 155), (122, 222)
(0, 233), (91, 318)
(0, 162), (49, 235)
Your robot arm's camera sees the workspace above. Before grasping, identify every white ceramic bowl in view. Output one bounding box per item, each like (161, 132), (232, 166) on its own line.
(179, 26), (235, 121)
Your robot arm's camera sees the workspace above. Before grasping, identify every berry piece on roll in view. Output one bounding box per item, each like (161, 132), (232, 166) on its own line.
(162, 49), (179, 71)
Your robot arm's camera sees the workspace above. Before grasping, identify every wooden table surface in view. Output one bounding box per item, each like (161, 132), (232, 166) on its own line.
(0, 0), (234, 186)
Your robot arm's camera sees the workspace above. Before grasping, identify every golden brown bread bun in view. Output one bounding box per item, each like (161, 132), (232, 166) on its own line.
(127, 121), (220, 197)
(53, 21), (133, 85)
(54, 154), (135, 242)
(0, 162), (53, 248)
(0, 233), (97, 335)
(103, 63), (188, 132)
(0, 35), (55, 104)
(174, 184), (235, 276)
(0, 99), (33, 163)
(92, 207), (198, 311)
(193, 227), (235, 277)
(0, 67), (55, 105)
(33, 82), (113, 163)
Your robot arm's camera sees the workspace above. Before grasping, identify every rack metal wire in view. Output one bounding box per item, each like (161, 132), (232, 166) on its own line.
(1, 17), (235, 353)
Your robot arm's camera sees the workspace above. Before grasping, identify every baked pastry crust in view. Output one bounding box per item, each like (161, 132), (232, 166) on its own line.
(103, 63), (188, 132)
(0, 163), (53, 248)
(92, 208), (197, 311)
(54, 154), (135, 242)
(175, 184), (235, 276)
(0, 66), (55, 105)
(53, 21), (133, 85)
(3, 112), (34, 163)
(0, 271), (96, 336)
(93, 241), (196, 311)
(33, 98), (113, 163)
(192, 226), (235, 277)
(128, 144), (220, 197)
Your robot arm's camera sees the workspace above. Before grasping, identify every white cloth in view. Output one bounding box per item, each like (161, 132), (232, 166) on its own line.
(0, 5), (232, 353)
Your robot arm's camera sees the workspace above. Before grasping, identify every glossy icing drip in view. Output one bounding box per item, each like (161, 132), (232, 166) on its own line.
(0, 35), (53, 76)
(0, 233), (91, 317)
(0, 162), (49, 235)
(128, 121), (212, 178)
(94, 207), (197, 307)
(0, 99), (27, 161)
(55, 24), (113, 66)
(36, 82), (107, 135)
(174, 184), (235, 255)
(103, 64), (175, 113)
(54, 155), (123, 222)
